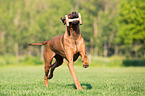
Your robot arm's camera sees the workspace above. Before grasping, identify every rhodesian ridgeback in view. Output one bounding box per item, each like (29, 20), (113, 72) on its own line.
(29, 11), (89, 90)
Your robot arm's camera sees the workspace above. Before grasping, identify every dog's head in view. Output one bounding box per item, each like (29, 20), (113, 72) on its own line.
(60, 11), (82, 26)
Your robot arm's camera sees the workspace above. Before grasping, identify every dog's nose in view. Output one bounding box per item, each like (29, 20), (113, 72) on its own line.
(70, 11), (78, 18)
(72, 11), (76, 14)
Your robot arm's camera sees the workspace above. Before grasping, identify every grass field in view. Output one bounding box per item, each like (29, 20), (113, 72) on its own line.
(0, 65), (145, 96)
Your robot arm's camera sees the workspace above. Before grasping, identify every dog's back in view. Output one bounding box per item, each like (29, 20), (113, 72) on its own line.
(46, 35), (65, 57)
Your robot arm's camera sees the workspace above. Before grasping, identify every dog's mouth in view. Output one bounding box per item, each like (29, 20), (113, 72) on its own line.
(60, 11), (82, 26)
(68, 12), (79, 25)
(71, 20), (79, 25)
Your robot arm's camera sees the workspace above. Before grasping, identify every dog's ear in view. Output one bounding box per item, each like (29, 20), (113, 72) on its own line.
(60, 17), (66, 25)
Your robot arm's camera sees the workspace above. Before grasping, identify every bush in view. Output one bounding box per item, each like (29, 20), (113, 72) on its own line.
(0, 55), (144, 67)
(0, 55), (43, 66)
(20, 56), (43, 65)
(123, 59), (145, 66)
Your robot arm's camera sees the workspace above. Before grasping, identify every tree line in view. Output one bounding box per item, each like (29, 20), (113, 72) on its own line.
(0, 0), (144, 58)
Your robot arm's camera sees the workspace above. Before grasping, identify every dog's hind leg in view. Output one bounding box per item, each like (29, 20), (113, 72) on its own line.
(44, 47), (55, 87)
(48, 54), (63, 79)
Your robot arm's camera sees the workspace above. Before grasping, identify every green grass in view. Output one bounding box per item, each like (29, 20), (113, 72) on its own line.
(0, 65), (145, 96)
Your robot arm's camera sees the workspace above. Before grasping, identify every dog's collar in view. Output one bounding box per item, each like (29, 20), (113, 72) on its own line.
(65, 13), (82, 26)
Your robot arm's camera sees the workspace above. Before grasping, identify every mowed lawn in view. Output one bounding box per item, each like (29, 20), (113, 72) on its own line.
(0, 65), (145, 96)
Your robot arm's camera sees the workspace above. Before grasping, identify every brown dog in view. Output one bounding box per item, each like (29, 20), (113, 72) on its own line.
(29, 11), (89, 90)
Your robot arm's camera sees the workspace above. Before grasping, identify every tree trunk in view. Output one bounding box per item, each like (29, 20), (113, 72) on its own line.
(0, 31), (5, 53)
(75, 0), (79, 11)
(90, 38), (94, 56)
(104, 41), (108, 57)
(28, 46), (32, 56)
(41, 45), (44, 61)
(15, 43), (19, 63)
(144, 52), (145, 59)
(94, 18), (98, 38)
(115, 46), (118, 55)
(93, 17), (98, 55)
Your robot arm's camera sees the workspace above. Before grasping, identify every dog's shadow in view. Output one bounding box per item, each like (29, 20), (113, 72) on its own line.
(67, 83), (92, 90)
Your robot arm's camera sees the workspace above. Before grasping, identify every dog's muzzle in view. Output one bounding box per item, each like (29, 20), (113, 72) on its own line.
(65, 13), (82, 26)
(71, 20), (79, 25)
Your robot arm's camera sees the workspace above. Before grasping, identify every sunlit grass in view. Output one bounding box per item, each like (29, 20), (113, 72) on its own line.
(0, 65), (145, 96)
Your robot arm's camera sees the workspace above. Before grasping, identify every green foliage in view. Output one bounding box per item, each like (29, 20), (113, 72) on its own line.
(0, 0), (144, 57)
(1, 55), (145, 67)
(117, 0), (145, 44)
(123, 59), (145, 66)
(21, 56), (43, 65)
(90, 56), (123, 67)
(116, 0), (145, 56)
(0, 0), (71, 55)
(0, 55), (18, 66)
(0, 66), (145, 95)
(0, 55), (43, 66)
(74, 56), (124, 67)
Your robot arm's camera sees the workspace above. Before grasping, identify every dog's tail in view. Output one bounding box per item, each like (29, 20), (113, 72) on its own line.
(29, 41), (48, 46)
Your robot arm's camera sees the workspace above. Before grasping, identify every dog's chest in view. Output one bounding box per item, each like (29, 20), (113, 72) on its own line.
(64, 38), (79, 54)
(71, 39), (77, 52)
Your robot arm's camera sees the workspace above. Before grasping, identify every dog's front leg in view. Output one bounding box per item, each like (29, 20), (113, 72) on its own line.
(78, 39), (89, 68)
(66, 51), (83, 90)
(80, 53), (89, 68)
(68, 60), (83, 90)
(79, 50), (89, 68)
